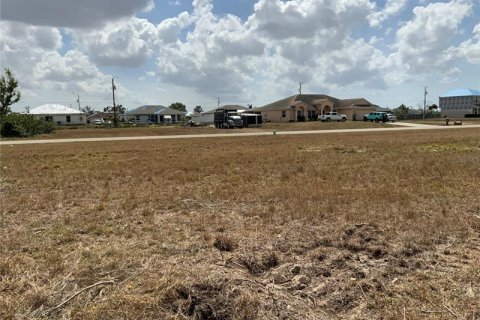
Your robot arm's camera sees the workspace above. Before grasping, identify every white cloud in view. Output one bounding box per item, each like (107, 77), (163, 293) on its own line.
(452, 23), (480, 64)
(0, 0), (154, 29)
(157, 12), (192, 44)
(70, 18), (158, 67)
(249, 0), (374, 40)
(369, 0), (407, 27)
(155, 0), (265, 98)
(0, 21), (130, 104)
(391, 0), (472, 76)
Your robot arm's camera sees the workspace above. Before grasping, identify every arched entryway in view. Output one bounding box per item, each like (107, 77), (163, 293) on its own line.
(296, 105), (306, 121)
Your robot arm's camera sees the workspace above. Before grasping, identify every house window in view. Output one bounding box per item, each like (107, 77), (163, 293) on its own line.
(45, 116), (53, 121)
(282, 111), (286, 118)
(66, 115), (71, 123)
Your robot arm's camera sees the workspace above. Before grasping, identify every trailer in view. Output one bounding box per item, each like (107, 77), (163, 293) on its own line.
(240, 113), (262, 128)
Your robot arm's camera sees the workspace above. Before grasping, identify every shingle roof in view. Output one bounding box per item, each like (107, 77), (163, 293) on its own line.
(30, 104), (84, 115)
(440, 89), (480, 97)
(337, 98), (373, 108)
(127, 105), (186, 115)
(257, 94), (373, 111)
(202, 105), (247, 114)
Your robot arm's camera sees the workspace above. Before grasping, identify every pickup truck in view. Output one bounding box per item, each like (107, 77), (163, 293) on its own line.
(318, 112), (347, 122)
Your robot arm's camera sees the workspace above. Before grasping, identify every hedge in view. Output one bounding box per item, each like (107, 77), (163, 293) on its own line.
(0, 113), (56, 137)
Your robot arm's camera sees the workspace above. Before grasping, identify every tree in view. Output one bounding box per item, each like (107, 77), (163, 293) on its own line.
(393, 104), (409, 117)
(193, 105), (203, 113)
(103, 104), (125, 114)
(428, 103), (438, 111)
(169, 102), (187, 112)
(0, 68), (21, 117)
(81, 105), (95, 115)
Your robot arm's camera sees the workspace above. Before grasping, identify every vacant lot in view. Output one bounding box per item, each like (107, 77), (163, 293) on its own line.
(407, 118), (480, 126)
(1, 121), (389, 140)
(1, 129), (479, 319)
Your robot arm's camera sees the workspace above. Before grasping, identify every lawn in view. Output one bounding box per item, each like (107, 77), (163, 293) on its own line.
(1, 129), (479, 319)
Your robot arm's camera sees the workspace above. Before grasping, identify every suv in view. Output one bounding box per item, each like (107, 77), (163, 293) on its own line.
(318, 112), (347, 122)
(387, 113), (397, 122)
(363, 112), (389, 122)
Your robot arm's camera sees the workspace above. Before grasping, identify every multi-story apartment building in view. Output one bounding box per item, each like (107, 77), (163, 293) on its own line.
(440, 89), (480, 118)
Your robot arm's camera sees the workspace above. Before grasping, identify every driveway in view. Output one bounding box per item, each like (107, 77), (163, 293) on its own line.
(1, 122), (479, 145)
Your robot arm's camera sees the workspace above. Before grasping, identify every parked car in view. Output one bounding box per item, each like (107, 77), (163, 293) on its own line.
(387, 113), (397, 122)
(92, 119), (104, 125)
(363, 112), (389, 122)
(318, 112), (347, 122)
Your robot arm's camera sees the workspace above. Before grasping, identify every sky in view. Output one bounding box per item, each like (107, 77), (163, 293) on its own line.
(1, 0), (479, 113)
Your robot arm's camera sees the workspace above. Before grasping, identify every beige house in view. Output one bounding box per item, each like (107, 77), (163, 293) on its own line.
(257, 94), (376, 122)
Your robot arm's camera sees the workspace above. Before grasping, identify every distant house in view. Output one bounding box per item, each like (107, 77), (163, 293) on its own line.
(87, 112), (111, 124)
(29, 104), (86, 125)
(440, 89), (480, 118)
(256, 94), (376, 122)
(190, 105), (247, 125)
(124, 105), (187, 124)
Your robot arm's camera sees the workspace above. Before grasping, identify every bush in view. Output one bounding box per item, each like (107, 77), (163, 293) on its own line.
(0, 113), (56, 137)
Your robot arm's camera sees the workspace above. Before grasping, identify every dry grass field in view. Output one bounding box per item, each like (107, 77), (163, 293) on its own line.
(1, 129), (479, 319)
(1, 121), (388, 141)
(407, 118), (480, 126)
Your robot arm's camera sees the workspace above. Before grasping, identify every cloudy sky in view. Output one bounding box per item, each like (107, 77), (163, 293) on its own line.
(1, 0), (479, 113)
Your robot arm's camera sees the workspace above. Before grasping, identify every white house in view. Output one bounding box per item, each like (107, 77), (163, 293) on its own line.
(124, 105), (186, 124)
(30, 104), (87, 125)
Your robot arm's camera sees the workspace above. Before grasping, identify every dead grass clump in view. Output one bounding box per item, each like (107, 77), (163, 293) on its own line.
(238, 255), (265, 275)
(232, 291), (260, 320)
(165, 280), (240, 320)
(25, 288), (48, 312)
(236, 251), (280, 276)
(213, 235), (237, 252)
(262, 252), (279, 269)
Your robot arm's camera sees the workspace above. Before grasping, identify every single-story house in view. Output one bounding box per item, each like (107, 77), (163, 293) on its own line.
(257, 94), (376, 122)
(29, 104), (87, 125)
(190, 105), (247, 125)
(123, 105), (187, 124)
(87, 112), (111, 123)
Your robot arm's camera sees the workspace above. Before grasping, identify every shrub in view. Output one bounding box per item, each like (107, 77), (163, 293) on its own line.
(0, 113), (56, 137)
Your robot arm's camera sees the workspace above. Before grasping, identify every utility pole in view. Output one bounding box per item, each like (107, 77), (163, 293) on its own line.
(217, 97), (220, 109)
(112, 77), (117, 127)
(423, 86), (428, 120)
(72, 91), (80, 110)
(299, 82), (303, 95)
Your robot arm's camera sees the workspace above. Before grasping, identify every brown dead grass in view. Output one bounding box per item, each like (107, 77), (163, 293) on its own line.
(1, 121), (387, 140)
(0, 128), (479, 319)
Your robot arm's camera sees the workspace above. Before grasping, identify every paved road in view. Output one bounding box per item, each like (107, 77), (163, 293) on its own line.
(1, 122), (479, 145)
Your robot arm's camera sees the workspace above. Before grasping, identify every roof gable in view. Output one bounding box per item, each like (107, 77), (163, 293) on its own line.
(30, 104), (84, 114)
(257, 94), (373, 111)
(127, 105), (187, 115)
(127, 105), (166, 115)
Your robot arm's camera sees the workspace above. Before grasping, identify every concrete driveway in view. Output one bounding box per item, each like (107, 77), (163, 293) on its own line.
(1, 122), (479, 145)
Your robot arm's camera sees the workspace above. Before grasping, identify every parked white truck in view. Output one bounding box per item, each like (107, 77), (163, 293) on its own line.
(318, 112), (347, 122)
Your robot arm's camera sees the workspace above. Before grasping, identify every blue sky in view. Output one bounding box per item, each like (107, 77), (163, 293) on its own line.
(1, 0), (479, 112)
